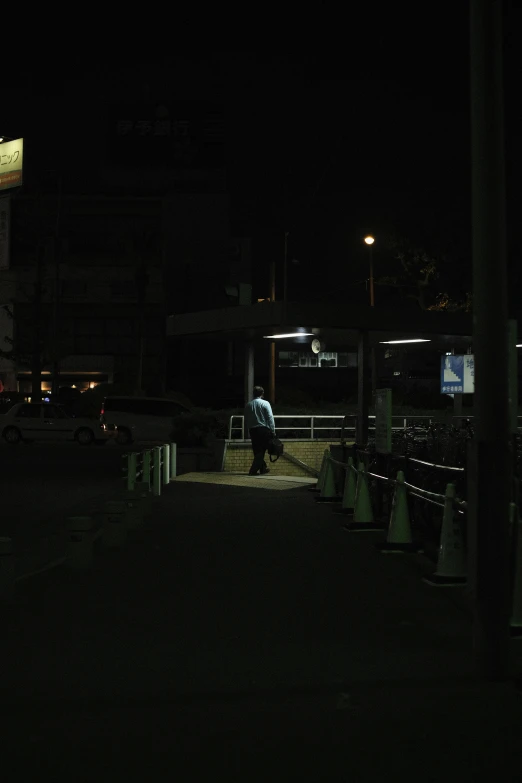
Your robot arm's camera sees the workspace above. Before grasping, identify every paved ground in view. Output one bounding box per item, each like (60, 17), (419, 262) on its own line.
(174, 471), (317, 489)
(0, 442), (124, 540)
(2, 472), (522, 778)
(0, 442), (212, 573)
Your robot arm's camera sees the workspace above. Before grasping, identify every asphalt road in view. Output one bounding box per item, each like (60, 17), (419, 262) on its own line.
(0, 441), (125, 554)
(0, 440), (214, 564)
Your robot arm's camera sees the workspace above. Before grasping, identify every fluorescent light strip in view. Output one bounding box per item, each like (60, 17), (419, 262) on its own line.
(263, 332), (314, 339)
(379, 339), (431, 344)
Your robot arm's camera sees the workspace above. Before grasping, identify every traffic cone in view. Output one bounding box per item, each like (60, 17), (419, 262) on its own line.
(334, 457), (356, 516)
(344, 463), (383, 531)
(510, 503), (522, 637)
(423, 483), (466, 586)
(375, 471), (422, 553)
(315, 456), (341, 503)
(309, 449), (329, 492)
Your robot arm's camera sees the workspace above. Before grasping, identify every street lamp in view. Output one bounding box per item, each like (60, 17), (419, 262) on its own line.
(364, 236), (375, 307)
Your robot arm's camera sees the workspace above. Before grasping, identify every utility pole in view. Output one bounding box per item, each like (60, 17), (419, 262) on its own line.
(369, 244), (375, 307)
(51, 172), (62, 399)
(469, 0), (512, 679)
(136, 259), (149, 394)
(283, 231), (289, 326)
(269, 259), (276, 405)
(31, 246), (44, 403)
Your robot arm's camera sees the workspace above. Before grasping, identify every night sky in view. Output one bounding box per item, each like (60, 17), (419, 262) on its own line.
(6, 9), (521, 309)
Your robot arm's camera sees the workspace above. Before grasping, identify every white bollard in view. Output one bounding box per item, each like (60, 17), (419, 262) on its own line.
(102, 500), (127, 549)
(170, 442), (177, 479)
(163, 444), (170, 486)
(66, 516), (94, 571)
(0, 537), (15, 604)
(153, 446), (162, 496)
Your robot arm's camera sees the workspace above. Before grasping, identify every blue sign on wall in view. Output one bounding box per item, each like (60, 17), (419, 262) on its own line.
(441, 355), (464, 394)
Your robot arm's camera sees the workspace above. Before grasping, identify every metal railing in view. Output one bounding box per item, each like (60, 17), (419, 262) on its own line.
(229, 414), (351, 441)
(228, 414), (460, 441)
(122, 442), (177, 496)
(230, 413), (522, 442)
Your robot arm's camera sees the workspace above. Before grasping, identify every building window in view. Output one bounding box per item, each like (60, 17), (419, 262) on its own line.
(318, 352), (337, 367)
(75, 319), (104, 336)
(110, 280), (136, 298)
(75, 336), (106, 354)
(338, 352), (353, 368)
(105, 319), (133, 336)
(61, 280), (87, 298)
(278, 351), (343, 368)
(105, 336), (134, 355)
(278, 351), (299, 368)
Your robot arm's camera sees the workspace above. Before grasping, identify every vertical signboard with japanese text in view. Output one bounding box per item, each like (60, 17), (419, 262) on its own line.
(375, 388), (392, 454)
(464, 354), (475, 393)
(0, 138), (23, 191)
(0, 196), (10, 270)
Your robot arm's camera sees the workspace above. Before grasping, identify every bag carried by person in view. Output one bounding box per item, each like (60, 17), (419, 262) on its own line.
(267, 435), (284, 462)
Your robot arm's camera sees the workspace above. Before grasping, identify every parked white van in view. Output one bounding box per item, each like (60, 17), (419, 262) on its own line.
(100, 396), (191, 445)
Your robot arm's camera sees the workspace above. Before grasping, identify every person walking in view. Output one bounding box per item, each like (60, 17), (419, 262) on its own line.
(244, 385), (275, 475)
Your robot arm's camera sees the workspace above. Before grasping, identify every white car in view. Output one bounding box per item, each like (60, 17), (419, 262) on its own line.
(0, 402), (113, 446)
(100, 395), (191, 445)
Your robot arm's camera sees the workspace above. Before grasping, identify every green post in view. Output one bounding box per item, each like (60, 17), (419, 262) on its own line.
(127, 452), (137, 492)
(162, 444), (170, 486)
(170, 442), (177, 479)
(153, 446), (162, 496)
(142, 450), (151, 489)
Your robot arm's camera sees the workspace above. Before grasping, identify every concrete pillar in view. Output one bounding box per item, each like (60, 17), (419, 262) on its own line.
(356, 330), (371, 447)
(244, 341), (254, 405)
(469, 0), (511, 679)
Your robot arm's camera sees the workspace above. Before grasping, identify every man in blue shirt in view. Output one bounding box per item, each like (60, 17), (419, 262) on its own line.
(244, 385), (276, 475)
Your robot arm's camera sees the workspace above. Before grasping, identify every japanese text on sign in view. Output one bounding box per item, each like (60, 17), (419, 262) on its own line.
(116, 119), (190, 137)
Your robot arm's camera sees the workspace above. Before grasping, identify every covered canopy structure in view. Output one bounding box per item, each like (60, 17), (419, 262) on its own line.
(167, 301), (473, 444)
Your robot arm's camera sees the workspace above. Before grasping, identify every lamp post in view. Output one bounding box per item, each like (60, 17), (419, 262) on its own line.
(364, 236), (377, 392)
(51, 172), (62, 399)
(283, 231), (289, 325)
(364, 236), (375, 307)
(268, 258), (276, 405)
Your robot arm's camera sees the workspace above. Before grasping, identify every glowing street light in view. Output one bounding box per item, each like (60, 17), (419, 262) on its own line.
(364, 236), (375, 306)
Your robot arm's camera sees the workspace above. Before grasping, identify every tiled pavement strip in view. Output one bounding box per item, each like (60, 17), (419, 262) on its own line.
(173, 471), (318, 490)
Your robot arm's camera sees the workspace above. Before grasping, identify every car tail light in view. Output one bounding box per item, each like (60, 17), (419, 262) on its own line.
(100, 406), (104, 416)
